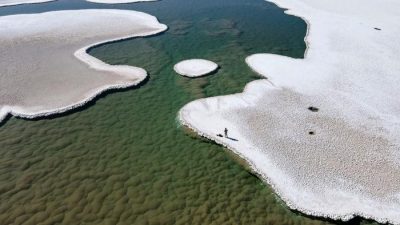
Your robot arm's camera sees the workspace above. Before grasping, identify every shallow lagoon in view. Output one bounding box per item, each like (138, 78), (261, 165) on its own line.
(0, 0), (378, 224)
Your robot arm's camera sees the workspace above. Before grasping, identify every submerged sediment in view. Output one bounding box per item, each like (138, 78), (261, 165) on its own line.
(85, 0), (157, 4)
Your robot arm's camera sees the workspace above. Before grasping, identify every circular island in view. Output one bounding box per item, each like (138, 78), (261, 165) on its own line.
(174, 59), (218, 77)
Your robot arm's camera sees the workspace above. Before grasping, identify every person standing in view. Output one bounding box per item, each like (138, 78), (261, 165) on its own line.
(224, 128), (228, 137)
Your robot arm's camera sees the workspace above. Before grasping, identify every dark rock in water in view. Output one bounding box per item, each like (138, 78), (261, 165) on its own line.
(308, 106), (319, 112)
(308, 131), (315, 135)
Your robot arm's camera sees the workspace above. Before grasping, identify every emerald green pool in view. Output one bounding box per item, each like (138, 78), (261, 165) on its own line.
(0, 0), (378, 224)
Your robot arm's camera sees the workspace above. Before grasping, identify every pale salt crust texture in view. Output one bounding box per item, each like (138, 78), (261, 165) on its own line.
(0, 0), (55, 7)
(179, 0), (400, 224)
(174, 59), (218, 77)
(86, 0), (156, 4)
(0, 9), (167, 122)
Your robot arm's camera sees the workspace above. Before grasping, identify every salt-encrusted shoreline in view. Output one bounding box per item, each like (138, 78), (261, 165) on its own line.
(0, 9), (167, 123)
(179, 81), (400, 224)
(85, 0), (156, 4)
(0, 0), (55, 7)
(174, 59), (218, 78)
(179, 0), (400, 224)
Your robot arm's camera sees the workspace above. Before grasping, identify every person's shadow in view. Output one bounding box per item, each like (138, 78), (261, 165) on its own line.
(226, 136), (238, 141)
(217, 133), (238, 141)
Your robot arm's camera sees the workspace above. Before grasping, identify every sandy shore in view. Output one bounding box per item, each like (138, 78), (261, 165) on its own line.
(174, 59), (218, 77)
(0, 0), (55, 7)
(179, 0), (400, 223)
(0, 9), (167, 123)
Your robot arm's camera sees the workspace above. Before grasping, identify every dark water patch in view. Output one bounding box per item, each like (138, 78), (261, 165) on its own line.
(308, 106), (319, 112)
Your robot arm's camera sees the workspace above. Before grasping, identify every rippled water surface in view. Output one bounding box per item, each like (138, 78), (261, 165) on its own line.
(0, 0), (379, 224)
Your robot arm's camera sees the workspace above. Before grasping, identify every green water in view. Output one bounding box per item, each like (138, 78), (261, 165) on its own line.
(0, 0), (380, 225)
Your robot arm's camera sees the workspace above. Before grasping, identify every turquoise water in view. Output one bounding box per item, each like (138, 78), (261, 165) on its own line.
(0, 0), (378, 224)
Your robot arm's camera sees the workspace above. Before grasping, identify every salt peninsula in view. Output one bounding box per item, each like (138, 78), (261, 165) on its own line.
(0, 0), (55, 7)
(0, 9), (167, 123)
(179, 0), (400, 223)
(174, 59), (218, 77)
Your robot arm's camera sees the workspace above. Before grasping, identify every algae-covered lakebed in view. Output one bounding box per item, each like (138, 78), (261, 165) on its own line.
(0, 0), (379, 224)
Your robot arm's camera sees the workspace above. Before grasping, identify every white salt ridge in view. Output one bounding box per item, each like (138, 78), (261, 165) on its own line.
(179, 0), (400, 224)
(86, 0), (156, 4)
(0, 0), (55, 7)
(174, 59), (218, 77)
(0, 9), (167, 123)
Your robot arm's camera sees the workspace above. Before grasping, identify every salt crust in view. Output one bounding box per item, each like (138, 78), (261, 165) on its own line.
(174, 59), (218, 77)
(0, 10), (167, 122)
(179, 0), (400, 224)
(0, 0), (55, 7)
(86, 0), (156, 4)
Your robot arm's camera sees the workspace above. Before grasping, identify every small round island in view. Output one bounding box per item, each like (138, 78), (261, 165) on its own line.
(174, 59), (218, 77)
